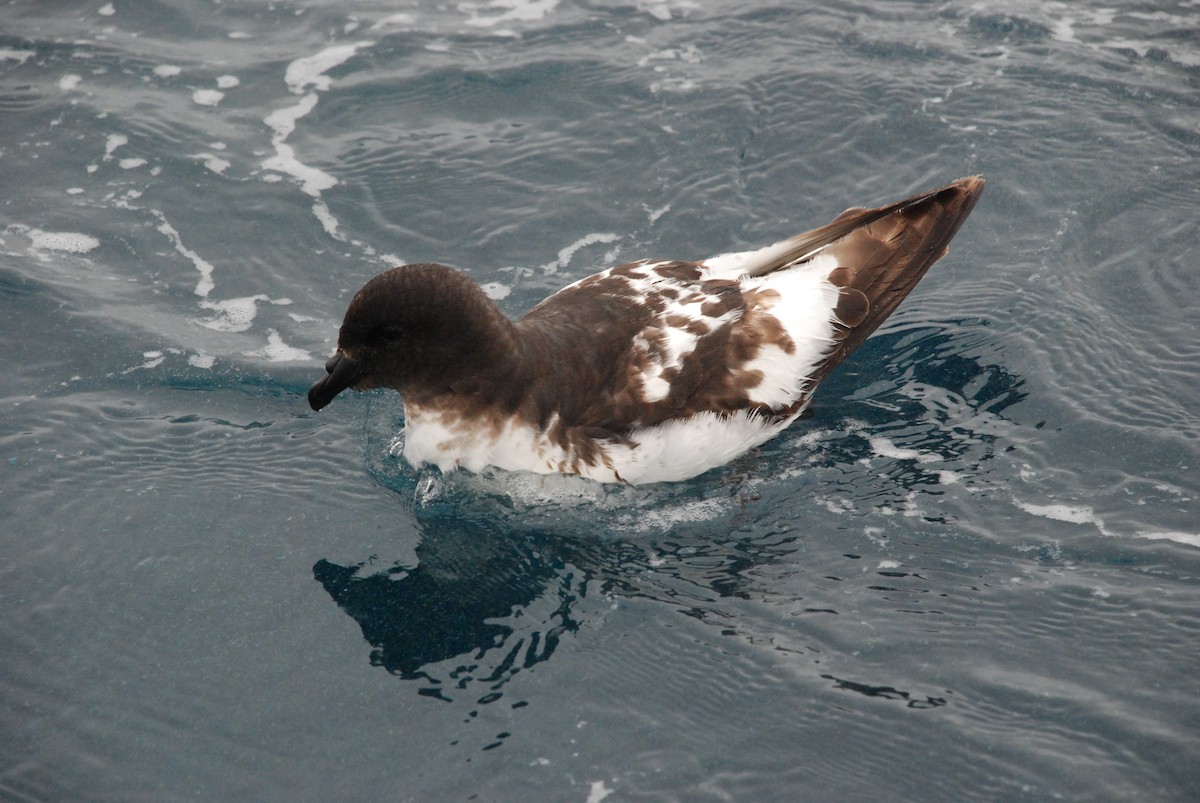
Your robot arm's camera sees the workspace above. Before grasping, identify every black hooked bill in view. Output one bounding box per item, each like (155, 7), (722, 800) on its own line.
(308, 352), (362, 411)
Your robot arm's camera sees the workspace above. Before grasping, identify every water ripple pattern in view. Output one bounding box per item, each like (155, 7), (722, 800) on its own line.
(1, 1), (1199, 801)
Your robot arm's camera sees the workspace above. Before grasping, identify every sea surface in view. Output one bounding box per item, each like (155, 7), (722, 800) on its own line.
(2, 0), (1199, 800)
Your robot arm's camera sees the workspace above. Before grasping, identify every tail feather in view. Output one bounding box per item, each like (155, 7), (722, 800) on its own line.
(806, 176), (985, 389)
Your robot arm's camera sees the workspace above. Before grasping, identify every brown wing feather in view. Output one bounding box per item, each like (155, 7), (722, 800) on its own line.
(807, 176), (985, 388)
(512, 177), (983, 450)
(742, 178), (979, 278)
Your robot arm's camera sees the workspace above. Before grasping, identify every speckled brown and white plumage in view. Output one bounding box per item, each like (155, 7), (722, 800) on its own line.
(308, 176), (984, 484)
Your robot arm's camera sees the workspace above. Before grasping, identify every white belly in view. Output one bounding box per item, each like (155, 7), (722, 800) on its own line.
(401, 407), (803, 485)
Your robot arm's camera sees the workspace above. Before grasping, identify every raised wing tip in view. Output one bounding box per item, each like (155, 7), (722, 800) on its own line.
(944, 175), (986, 216)
(898, 175), (985, 223)
(947, 175), (985, 197)
(909, 175), (985, 205)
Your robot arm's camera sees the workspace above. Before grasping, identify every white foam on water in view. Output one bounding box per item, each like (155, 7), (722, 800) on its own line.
(104, 133), (127, 159)
(1015, 501), (1096, 525)
(260, 42), (374, 240)
(59, 74), (82, 91)
(1137, 532), (1200, 548)
(216, 74), (239, 89)
(480, 281), (511, 301)
(1102, 38), (1200, 67)
(98, 2), (115, 15)
(615, 496), (730, 533)
(188, 353), (215, 369)
(262, 43), (373, 201)
(152, 211), (215, 297)
(1049, 16), (1078, 43)
(585, 780), (613, 803)
(311, 199), (341, 238)
(192, 89), (223, 106)
(22, 227), (101, 254)
(645, 202), (671, 223)
(868, 436), (940, 464)
(636, 43), (703, 67)
(370, 12), (416, 30)
(262, 95), (336, 194)
(119, 157), (146, 169)
(31, 228), (99, 253)
(191, 152), (230, 174)
(197, 295), (296, 333)
(144, 209), (303, 361)
(0, 49), (36, 64)
(245, 329), (312, 362)
(197, 295), (269, 332)
(1014, 499), (1123, 538)
(283, 42), (373, 94)
(640, 1), (700, 21)
(121, 351), (165, 374)
(153, 64), (181, 78)
(637, 1), (691, 21)
(540, 232), (619, 274)
(462, 0), (560, 28)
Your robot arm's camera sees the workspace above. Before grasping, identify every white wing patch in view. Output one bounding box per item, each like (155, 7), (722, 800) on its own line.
(586, 261), (743, 404)
(739, 252), (843, 408)
(635, 325), (698, 402)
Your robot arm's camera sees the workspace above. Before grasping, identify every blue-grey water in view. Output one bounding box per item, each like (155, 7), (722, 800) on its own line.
(3, 1), (1199, 800)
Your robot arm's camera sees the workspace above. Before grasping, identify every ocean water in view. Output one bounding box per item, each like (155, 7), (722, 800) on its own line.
(2, 0), (1199, 800)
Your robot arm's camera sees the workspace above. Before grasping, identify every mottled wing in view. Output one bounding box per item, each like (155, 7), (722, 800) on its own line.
(518, 176), (984, 437)
(518, 260), (754, 433)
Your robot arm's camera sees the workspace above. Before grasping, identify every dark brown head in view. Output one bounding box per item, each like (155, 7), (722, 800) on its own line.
(307, 263), (517, 411)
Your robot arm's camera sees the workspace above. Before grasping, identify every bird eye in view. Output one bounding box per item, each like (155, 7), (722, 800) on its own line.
(379, 325), (406, 342)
